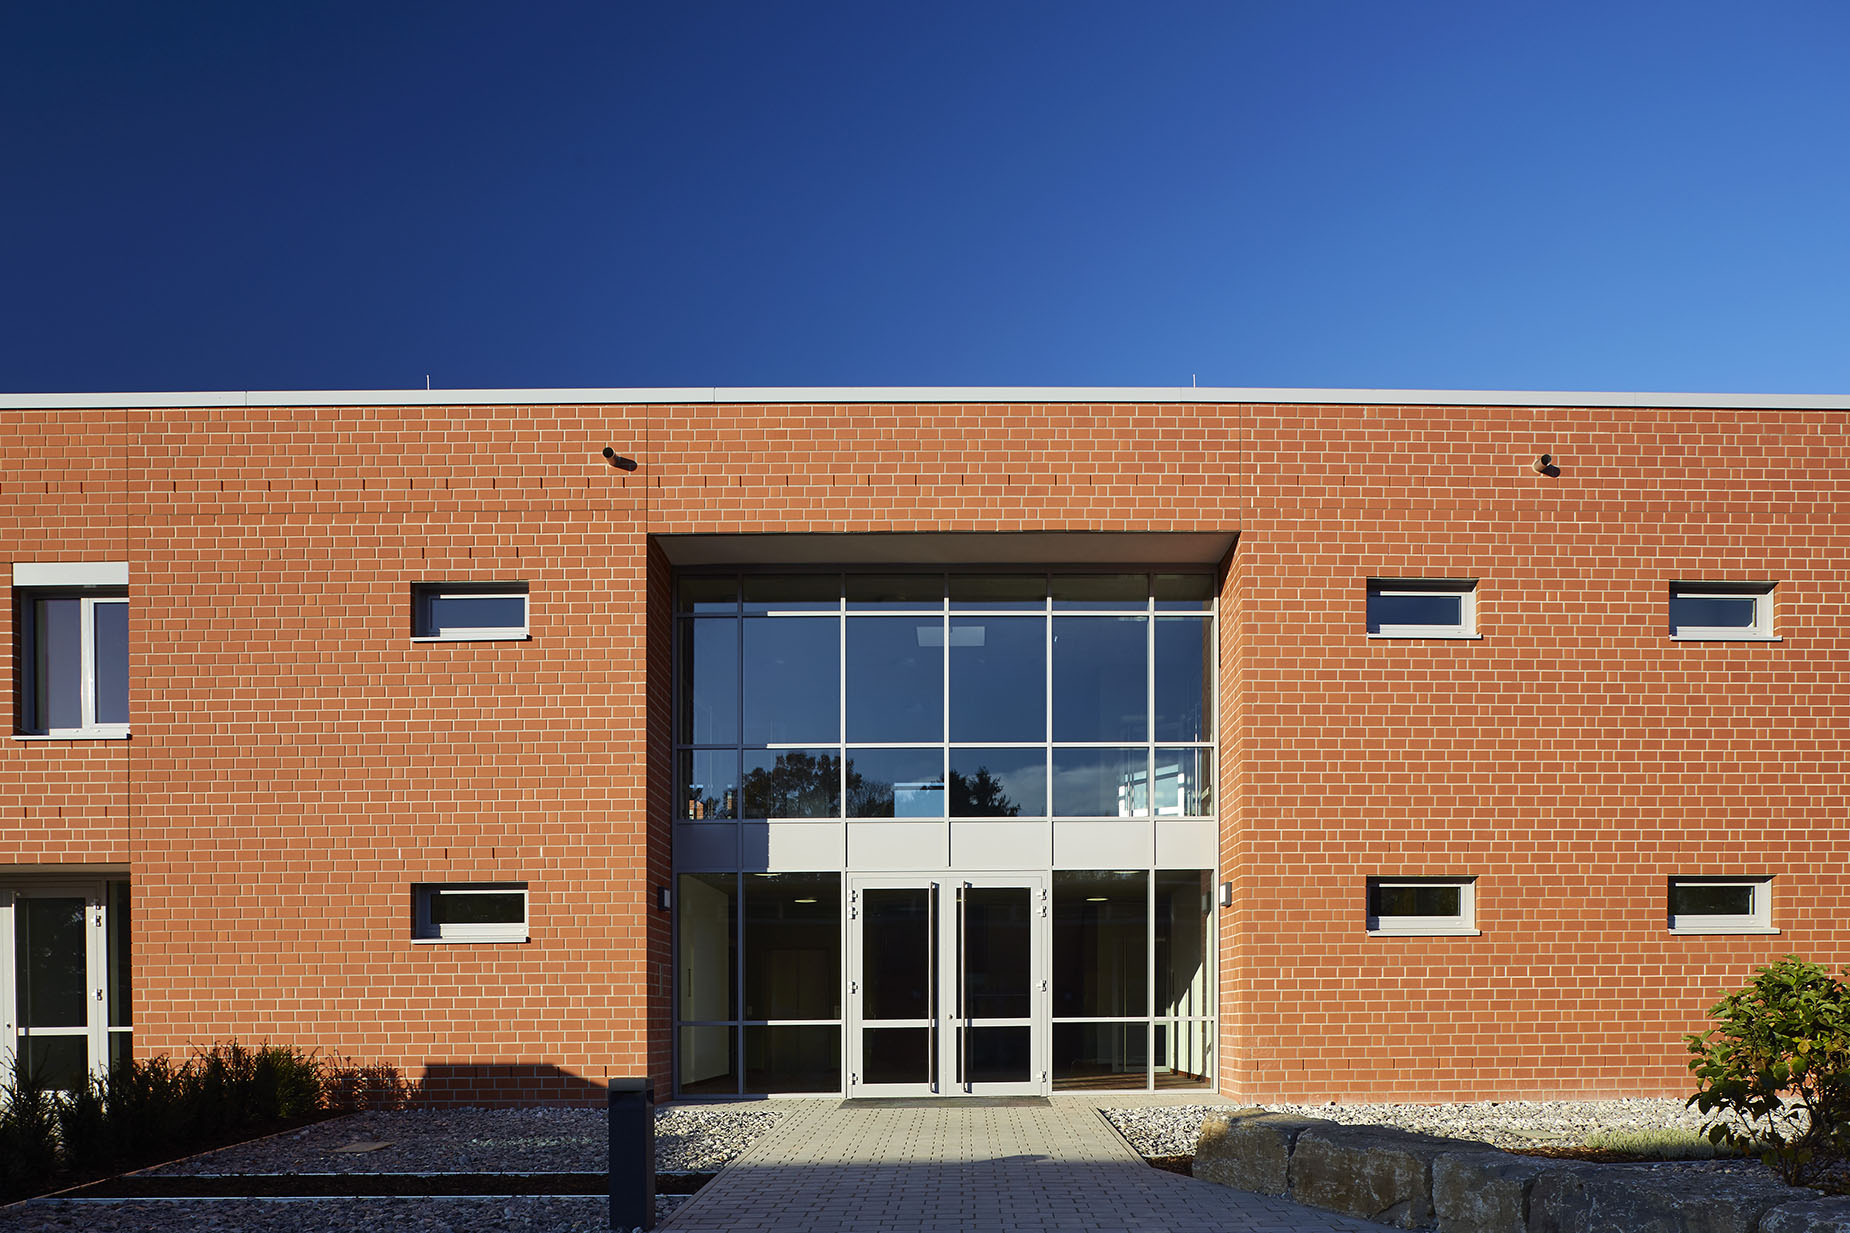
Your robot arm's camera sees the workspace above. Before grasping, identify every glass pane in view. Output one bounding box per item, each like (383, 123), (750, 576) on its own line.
(1053, 1022), (1148, 1091)
(22, 1035), (88, 1091)
(744, 575), (839, 613)
(17, 896), (88, 1028)
(847, 749), (945, 818)
(429, 889), (524, 925)
(1053, 872), (1148, 1018)
(743, 874), (840, 1020)
(1052, 618), (1147, 742)
(33, 598), (83, 731)
(744, 1025), (840, 1093)
(1156, 872), (1212, 1018)
(863, 1027), (932, 1085)
(1154, 1020), (1213, 1088)
(743, 617), (839, 744)
(1052, 747), (1149, 817)
(109, 1031), (133, 1074)
(1051, 574), (1146, 609)
(427, 594), (525, 632)
(961, 887), (1031, 1020)
(845, 575), (943, 609)
(1154, 748), (1212, 816)
(1373, 883), (1462, 918)
(863, 888), (933, 1021)
(93, 601), (129, 725)
(679, 1025), (737, 1095)
(949, 748), (1045, 818)
(677, 875), (737, 1021)
(678, 576), (738, 613)
(678, 618), (740, 745)
(108, 883), (131, 1029)
(949, 574), (1045, 610)
(1671, 883), (1756, 917)
(680, 749), (740, 820)
(1367, 591), (1462, 632)
(845, 618), (943, 743)
(948, 617), (1045, 743)
(743, 749), (841, 818)
(961, 1026), (1031, 1083)
(1154, 618), (1210, 742)
(1670, 595), (1758, 632)
(1154, 574), (1215, 611)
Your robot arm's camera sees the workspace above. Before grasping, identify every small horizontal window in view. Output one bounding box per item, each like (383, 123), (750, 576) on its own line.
(414, 883), (529, 942)
(1669, 582), (1774, 640)
(1669, 877), (1773, 934)
(413, 583), (529, 641)
(1367, 876), (1477, 936)
(1366, 580), (1477, 638)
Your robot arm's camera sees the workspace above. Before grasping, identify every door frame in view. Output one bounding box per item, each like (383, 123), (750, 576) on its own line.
(0, 878), (113, 1088)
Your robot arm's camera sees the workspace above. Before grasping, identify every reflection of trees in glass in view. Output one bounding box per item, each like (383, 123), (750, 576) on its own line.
(950, 766), (1020, 817)
(845, 764), (885, 817)
(742, 751), (843, 818)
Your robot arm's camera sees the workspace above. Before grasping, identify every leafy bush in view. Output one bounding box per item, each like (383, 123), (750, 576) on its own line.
(1688, 955), (1850, 1185)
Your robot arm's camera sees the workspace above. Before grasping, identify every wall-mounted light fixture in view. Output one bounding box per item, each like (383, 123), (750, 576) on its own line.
(603, 447), (639, 471)
(1219, 882), (1234, 908)
(656, 887), (672, 912)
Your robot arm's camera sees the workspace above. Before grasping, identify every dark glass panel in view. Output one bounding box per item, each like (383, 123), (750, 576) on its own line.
(1051, 574), (1147, 609)
(1372, 883), (1462, 918)
(961, 1026), (1031, 1083)
(677, 875), (737, 1022)
(678, 618), (740, 745)
(18, 896), (87, 1028)
(677, 576), (738, 613)
(742, 749), (841, 818)
(1671, 883), (1756, 917)
(744, 1025), (841, 1093)
(1153, 618), (1210, 742)
(1154, 748), (1212, 816)
(679, 749), (740, 820)
(862, 1027), (932, 1085)
(22, 1036), (88, 1091)
(845, 575), (943, 609)
(33, 598), (83, 731)
(1669, 596), (1758, 632)
(743, 617), (839, 744)
(743, 575), (839, 613)
(109, 1031), (133, 1074)
(1154, 1020), (1213, 1088)
(1366, 591), (1462, 632)
(1053, 872), (1148, 1018)
(1156, 872), (1212, 1019)
(743, 873), (840, 1020)
(845, 618), (942, 743)
(1052, 1022), (1148, 1091)
(862, 888), (932, 1022)
(960, 887), (1031, 1019)
(678, 1025), (737, 1095)
(94, 601), (129, 725)
(948, 618), (1045, 743)
(1051, 747), (1148, 817)
(427, 595), (525, 633)
(1153, 574), (1216, 611)
(949, 574), (1045, 610)
(1052, 618), (1147, 742)
(949, 748), (1045, 818)
(429, 889), (524, 925)
(846, 748), (944, 818)
(108, 882), (131, 1028)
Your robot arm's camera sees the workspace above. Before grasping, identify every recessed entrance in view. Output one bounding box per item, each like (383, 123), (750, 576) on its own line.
(848, 875), (1046, 1097)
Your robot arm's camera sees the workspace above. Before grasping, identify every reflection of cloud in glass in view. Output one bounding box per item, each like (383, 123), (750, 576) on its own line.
(1051, 749), (1149, 817)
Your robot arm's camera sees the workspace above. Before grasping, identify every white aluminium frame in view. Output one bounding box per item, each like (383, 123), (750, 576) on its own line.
(16, 592), (130, 739)
(411, 584), (530, 642)
(0, 880), (118, 1087)
(1366, 876), (1480, 937)
(1365, 579), (1479, 640)
(413, 883), (530, 943)
(1668, 876), (1776, 935)
(1668, 582), (1777, 641)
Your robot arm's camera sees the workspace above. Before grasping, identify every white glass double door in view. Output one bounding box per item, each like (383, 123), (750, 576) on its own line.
(848, 874), (1046, 1097)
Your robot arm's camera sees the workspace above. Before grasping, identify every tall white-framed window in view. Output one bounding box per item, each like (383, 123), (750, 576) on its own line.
(1668, 877), (1775, 935)
(1365, 580), (1478, 638)
(413, 883), (529, 942)
(1366, 876), (1478, 936)
(411, 583), (530, 642)
(1668, 582), (1776, 641)
(16, 589), (129, 738)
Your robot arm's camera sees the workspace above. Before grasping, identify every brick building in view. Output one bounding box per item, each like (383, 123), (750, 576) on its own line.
(2, 386), (1843, 1104)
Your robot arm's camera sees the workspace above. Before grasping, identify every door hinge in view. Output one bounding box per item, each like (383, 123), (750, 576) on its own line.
(850, 980), (859, 994)
(1039, 979), (1048, 992)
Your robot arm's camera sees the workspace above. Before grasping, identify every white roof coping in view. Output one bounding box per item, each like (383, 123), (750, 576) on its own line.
(0, 386), (1845, 411)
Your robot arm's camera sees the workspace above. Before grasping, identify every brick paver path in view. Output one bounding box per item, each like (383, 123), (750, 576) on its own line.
(662, 1097), (1397, 1232)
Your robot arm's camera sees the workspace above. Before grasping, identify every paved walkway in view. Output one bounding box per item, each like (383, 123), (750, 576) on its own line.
(662, 1097), (1397, 1233)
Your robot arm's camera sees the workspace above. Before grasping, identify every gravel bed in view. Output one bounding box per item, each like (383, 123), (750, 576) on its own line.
(1104, 1098), (1745, 1158)
(12, 1197), (611, 1232)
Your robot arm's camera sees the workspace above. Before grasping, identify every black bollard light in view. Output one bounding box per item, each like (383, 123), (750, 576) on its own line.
(609, 1077), (656, 1231)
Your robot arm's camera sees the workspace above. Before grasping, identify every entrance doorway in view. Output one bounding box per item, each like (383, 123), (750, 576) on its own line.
(1, 879), (129, 1089)
(848, 874), (1045, 1096)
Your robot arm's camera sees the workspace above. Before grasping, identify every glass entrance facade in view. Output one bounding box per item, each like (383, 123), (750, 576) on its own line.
(672, 571), (1218, 1095)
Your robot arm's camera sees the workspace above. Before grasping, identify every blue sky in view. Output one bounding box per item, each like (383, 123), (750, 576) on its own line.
(3, 2), (1846, 394)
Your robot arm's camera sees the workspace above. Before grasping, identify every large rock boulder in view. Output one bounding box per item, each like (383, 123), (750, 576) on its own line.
(1758, 1197), (1850, 1233)
(1288, 1123), (1458, 1229)
(1194, 1108), (1331, 1196)
(1526, 1164), (1792, 1233)
(1431, 1150), (1550, 1233)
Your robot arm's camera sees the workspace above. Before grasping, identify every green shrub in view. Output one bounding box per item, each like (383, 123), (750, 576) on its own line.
(1688, 955), (1850, 1185)
(1582, 1127), (1734, 1160)
(0, 1069), (60, 1201)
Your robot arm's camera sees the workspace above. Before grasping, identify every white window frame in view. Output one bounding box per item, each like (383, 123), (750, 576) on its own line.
(15, 591), (130, 739)
(411, 584), (530, 642)
(1366, 579), (1479, 639)
(1366, 876), (1479, 937)
(1668, 876), (1776, 935)
(1668, 582), (1777, 641)
(413, 883), (529, 943)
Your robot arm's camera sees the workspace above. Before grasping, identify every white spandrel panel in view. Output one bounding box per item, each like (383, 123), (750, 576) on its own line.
(950, 821), (1050, 870)
(740, 822), (844, 872)
(1053, 820), (1155, 869)
(1155, 821), (1218, 868)
(847, 821), (949, 871)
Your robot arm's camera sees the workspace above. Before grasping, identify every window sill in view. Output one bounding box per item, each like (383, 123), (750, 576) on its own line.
(1669, 926), (1781, 936)
(1669, 634), (1782, 642)
(13, 731), (130, 741)
(410, 633), (531, 643)
(410, 935), (529, 945)
(1368, 927), (1481, 938)
(1367, 632), (1483, 640)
